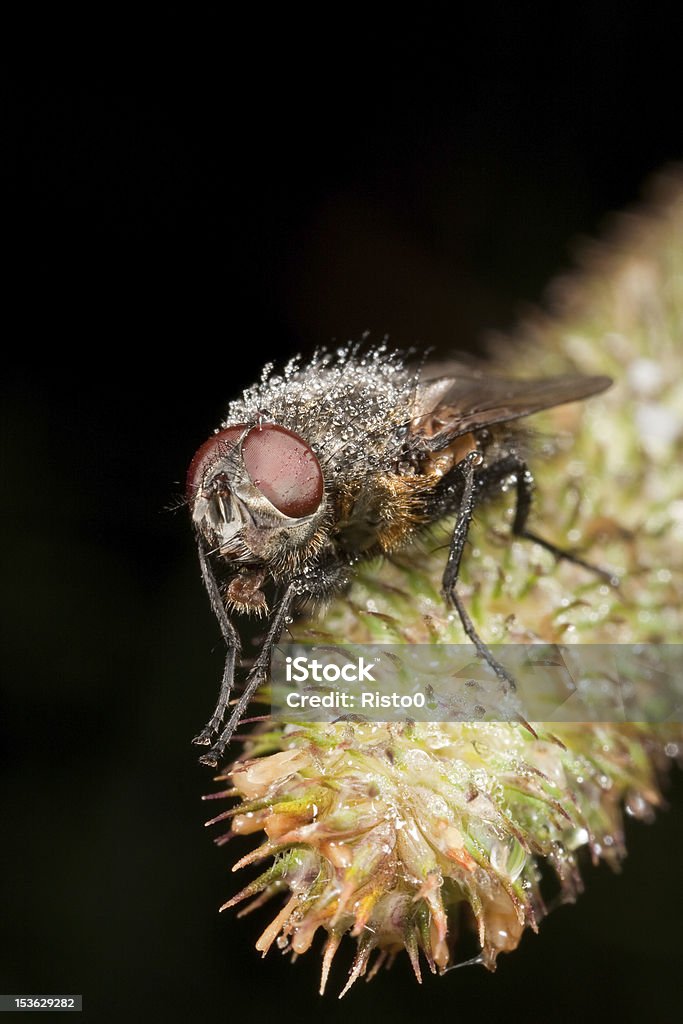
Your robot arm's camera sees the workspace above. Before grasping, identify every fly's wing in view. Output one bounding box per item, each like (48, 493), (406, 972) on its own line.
(410, 361), (612, 451)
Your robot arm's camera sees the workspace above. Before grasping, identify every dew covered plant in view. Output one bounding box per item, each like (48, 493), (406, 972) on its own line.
(204, 170), (683, 995)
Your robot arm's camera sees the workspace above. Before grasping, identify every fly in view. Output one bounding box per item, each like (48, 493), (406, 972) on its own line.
(186, 344), (613, 766)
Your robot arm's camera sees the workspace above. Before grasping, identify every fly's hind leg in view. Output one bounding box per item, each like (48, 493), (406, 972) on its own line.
(479, 455), (618, 586)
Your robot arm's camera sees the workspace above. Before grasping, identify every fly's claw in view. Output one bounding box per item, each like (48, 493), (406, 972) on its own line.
(192, 729), (214, 747)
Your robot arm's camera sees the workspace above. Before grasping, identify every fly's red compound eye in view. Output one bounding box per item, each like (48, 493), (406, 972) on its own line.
(241, 424), (324, 518)
(186, 424), (247, 497)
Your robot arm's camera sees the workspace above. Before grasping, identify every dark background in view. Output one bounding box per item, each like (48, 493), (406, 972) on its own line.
(4, 9), (683, 1023)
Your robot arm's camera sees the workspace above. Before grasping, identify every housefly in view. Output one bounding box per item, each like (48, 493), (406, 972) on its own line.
(186, 344), (613, 766)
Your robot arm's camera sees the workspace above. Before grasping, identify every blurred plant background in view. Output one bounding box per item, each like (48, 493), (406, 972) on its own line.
(4, 8), (683, 1023)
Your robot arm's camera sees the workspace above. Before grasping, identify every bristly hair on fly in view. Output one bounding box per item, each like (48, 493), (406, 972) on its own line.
(186, 340), (613, 766)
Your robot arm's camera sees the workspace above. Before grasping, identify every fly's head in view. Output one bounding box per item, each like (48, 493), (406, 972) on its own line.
(187, 421), (326, 609)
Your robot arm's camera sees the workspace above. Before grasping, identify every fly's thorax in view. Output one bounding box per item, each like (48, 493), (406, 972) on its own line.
(329, 430), (508, 558)
(330, 468), (441, 556)
(223, 348), (417, 479)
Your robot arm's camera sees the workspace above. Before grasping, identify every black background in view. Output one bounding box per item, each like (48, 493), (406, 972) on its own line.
(4, 9), (683, 1023)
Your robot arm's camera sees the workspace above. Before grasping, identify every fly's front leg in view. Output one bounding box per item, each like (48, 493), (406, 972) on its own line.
(441, 451), (517, 693)
(198, 559), (350, 767)
(198, 581), (299, 767)
(192, 540), (241, 747)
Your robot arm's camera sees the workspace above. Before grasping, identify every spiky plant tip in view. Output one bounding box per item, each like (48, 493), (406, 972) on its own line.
(218, 715), (680, 994)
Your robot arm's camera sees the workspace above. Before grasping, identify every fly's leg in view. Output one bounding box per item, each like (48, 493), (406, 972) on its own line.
(478, 455), (618, 586)
(192, 540), (242, 747)
(441, 452), (517, 693)
(441, 449), (616, 692)
(449, 590), (517, 692)
(198, 581), (298, 767)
